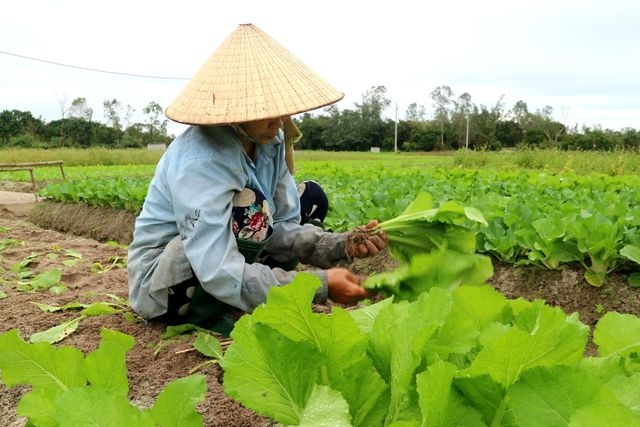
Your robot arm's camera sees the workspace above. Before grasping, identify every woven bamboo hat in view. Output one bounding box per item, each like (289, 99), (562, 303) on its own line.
(165, 23), (344, 125)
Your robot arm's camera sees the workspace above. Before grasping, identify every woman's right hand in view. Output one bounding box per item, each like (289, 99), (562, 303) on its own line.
(326, 268), (369, 305)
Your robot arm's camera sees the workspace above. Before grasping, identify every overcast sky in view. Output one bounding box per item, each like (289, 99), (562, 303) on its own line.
(2, 0), (639, 137)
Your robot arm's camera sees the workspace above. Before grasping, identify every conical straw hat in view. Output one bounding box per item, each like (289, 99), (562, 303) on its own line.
(165, 23), (344, 125)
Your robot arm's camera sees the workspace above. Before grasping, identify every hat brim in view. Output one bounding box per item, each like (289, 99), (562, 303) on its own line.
(165, 24), (344, 125)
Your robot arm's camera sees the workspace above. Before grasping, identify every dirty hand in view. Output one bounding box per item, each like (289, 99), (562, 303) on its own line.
(326, 268), (369, 304)
(346, 220), (388, 259)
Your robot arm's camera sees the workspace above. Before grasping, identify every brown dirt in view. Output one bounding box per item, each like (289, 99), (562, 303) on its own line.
(1, 186), (639, 426)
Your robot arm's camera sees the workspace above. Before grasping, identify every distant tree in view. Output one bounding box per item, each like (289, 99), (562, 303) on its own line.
(297, 113), (332, 150)
(55, 92), (70, 144)
(530, 106), (566, 147)
(324, 108), (367, 150)
(621, 128), (640, 150)
(56, 92), (69, 120)
(403, 121), (439, 151)
(350, 86), (393, 150)
(495, 120), (523, 148)
(356, 86), (391, 120)
(0, 110), (44, 145)
(430, 85), (454, 150)
(68, 97), (93, 121)
(404, 103), (426, 121)
(123, 104), (135, 130)
(103, 99), (123, 146)
(46, 118), (93, 147)
(452, 92), (474, 149)
(142, 101), (168, 143)
(123, 123), (146, 148)
(511, 100), (530, 129)
(470, 106), (500, 150)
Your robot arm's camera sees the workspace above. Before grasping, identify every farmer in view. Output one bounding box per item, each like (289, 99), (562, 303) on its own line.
(127, 23), (387, 334)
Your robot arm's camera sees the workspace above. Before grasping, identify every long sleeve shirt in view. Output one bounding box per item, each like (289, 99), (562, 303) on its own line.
(127, 125), (347, 319)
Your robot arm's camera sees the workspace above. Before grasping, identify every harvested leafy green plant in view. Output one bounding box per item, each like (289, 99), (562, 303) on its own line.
(346, 192), (487, 263)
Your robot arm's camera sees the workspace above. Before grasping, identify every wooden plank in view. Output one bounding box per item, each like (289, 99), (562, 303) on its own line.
(0, 161), (65, 180)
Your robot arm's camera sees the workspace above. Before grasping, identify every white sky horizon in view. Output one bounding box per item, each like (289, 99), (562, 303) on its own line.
(2, 0), (639, 138)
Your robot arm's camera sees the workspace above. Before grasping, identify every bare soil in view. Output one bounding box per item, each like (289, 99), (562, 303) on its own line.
(1, 184), (639, 426)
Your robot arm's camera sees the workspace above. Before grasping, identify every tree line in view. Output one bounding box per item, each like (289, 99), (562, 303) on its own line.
(0, 98), (172, 149)
(2, 86), (639, 151)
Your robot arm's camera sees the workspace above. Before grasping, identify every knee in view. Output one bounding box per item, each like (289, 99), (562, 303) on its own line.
(298, 180), (329, 224)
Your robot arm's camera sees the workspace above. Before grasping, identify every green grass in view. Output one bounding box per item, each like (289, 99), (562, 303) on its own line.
(453, 148), (640, 175)
(0, 147), (165, 166)
(2, 148), (640, 185)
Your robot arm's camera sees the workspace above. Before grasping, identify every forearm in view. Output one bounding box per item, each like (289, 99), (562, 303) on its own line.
(266, 222), (348, 268)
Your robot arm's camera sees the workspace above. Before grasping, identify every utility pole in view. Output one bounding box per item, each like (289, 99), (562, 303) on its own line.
(465, 115), (470, 150)
(394, 102), (398, 152)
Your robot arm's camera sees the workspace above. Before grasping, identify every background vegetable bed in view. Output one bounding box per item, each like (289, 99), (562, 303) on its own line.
(1, 149), (640, 425)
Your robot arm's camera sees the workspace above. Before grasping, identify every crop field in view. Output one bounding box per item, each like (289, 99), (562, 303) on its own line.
(1, 148), (640, 426)
(10, 149), (640, 287)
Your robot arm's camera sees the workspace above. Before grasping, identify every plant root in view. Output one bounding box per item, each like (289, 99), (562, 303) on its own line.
(345, 226), (371, 261)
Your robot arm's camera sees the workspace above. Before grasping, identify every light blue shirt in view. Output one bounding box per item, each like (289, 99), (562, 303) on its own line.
(128, 125), (343, 319)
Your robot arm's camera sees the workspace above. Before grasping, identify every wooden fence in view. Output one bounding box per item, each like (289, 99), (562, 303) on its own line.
(0, 161), (65, 201)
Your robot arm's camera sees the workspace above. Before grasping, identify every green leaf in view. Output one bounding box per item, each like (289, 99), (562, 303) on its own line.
(569, 404), (640, 427)
(463, 206), (488, 227)
(0, 238), (22, 251)
(251, 273), (324, 343)
(0, 329), (85, 391)
(252, 275), (369, 372)
(367, 289), (454, 423)
(192, 332), (224, 360)
(30, 316), (84, 344)
(593, 312), (640, 357)
(30, 302), (66, 312)
(401, 192), (433, 214)
(147, 374), (207, 427)
(416, 361), (485, 427)
(331, 359), (389, 427)
(349, 297), (394, 334)
(62, 258), (81, 267)
(461, 302), (589, 388)
(48, 285), (68, 295)
(161, 323), (207, 339)
(621, 245), (640, 264)
(454, 373), (509, 425)
(11, 253), (38, 272)
(62, 249), (83, 259)
(605, 372), (640, 415)
(80, 302), (119, 316)
(436, 285), (511, 357)
(20, 268), (62, 290)
(30, 301), (88, 312)
(16, 388), (60, 426)
(363, 250), (493, 301)
(249, 275), (389, 426)
(83, 329), (135, 397)
(223, 319), (324, 426)
(55, 387), (155, 426)
(629, 272), (640, 288)
(297, 385), (352, 427)
(584, 269), (606, 287)
(509, 366), (621, 427)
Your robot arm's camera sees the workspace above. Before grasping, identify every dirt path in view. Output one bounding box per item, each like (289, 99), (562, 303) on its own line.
(0, 190), (38, 204)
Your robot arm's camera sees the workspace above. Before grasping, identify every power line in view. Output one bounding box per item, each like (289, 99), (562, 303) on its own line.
(0, 49), (189, 80)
